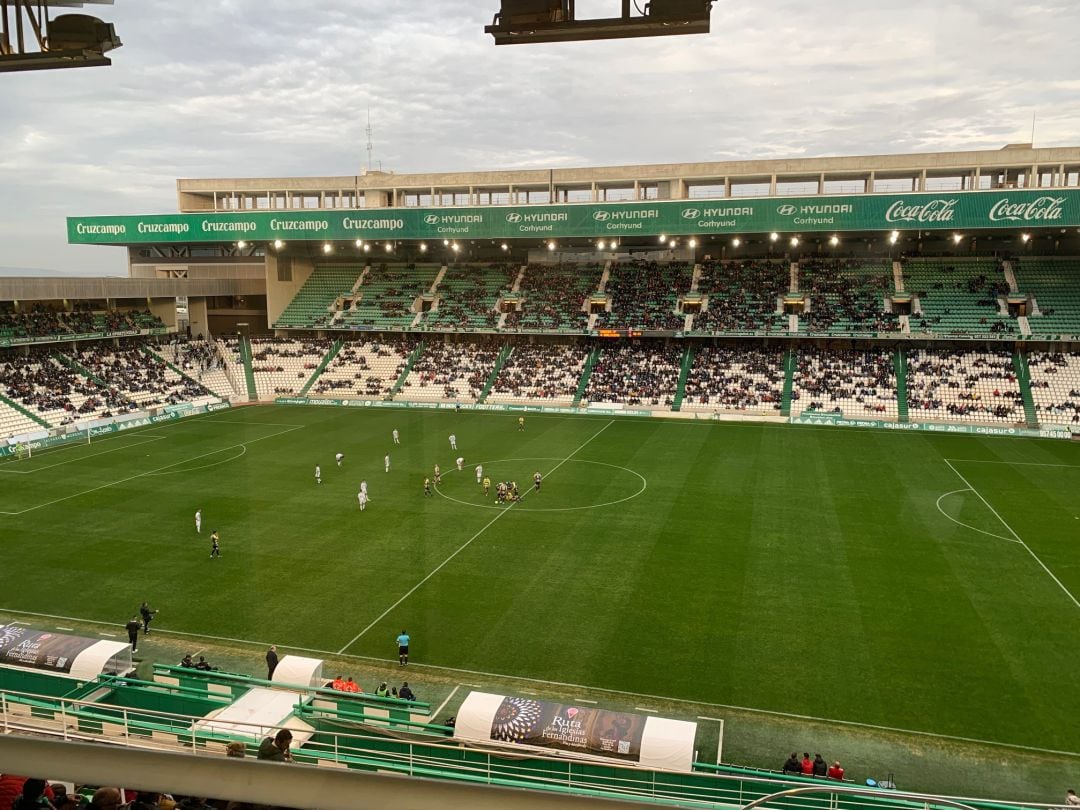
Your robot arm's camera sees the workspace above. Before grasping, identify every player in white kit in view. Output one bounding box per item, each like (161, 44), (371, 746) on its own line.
(358, 490), (368, 511)
(449, 433), (457, 451)
(315, 465), (321, 485)
(335, 452), (344, 467)
(475, 464), (483, 484)
(456, 457), (464, 471)
(360, 480), (368, 498)
(392, 429), (400, 444)
(195, 509), (202, 533)
(385, 454), (390, 472)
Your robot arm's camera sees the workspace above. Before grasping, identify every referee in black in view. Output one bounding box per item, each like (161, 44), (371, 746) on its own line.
(125, 615), (141, 653)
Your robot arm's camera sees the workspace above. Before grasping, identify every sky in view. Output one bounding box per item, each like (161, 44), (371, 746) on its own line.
(1, 0), (1078, 276)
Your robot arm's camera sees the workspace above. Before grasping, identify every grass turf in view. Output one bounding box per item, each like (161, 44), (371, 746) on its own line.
(1, 405), (1078, 758)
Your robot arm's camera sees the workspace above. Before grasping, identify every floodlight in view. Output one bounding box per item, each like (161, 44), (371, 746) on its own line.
(443, 239), (450, 246)
(452, 243), (460, 252)
(688, 238), (697, 247)
(1021, 233), (1031, 243)
(732, 237), (741, 247)
(273, 239), (284, 250)
(889, 231), (900, 245)
(420, 243), (428, 252)
(790, 237), (799, 247)
(363, 244), (371, 252)
(952, 233), (963, 244)
(322, 243), (332, 254)
(237, 240), (247, 249)
(385, 243), (393, 252)
(659, 234), (667, 242)
(355, 239), (363, 248)
(501, 243), (509, 251)
(829, 235), (839, 246)
(548, 241), (556, 251)
(770, 232), (779, 242)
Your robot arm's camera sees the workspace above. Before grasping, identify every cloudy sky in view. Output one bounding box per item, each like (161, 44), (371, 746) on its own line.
(1, 0), (1078, 276)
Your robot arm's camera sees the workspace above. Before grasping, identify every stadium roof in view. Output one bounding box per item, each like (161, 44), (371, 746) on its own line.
(0, 0), (120, 72)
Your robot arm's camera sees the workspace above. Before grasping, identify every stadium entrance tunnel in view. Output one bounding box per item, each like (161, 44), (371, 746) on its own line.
(435, 457), (646, 512)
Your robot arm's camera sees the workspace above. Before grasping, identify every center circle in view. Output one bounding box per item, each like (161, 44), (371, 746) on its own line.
(433, 457), (647, 512)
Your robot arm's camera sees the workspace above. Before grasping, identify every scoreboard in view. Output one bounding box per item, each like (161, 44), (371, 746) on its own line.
(597, 329), (642, 338)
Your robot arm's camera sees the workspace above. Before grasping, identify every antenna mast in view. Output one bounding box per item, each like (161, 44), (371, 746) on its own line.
(365, 109), (374, 173)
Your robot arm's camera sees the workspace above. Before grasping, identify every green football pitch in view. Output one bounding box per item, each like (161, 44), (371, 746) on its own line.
(1, 405), (1078, 756)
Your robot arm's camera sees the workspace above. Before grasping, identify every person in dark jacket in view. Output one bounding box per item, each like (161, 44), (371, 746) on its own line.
(398, 682), (416, 701)
(139, 601), (157, 634)
(125, 616), (141, 652)
(257, 729), (293, 762)
(265, 645), (278, 679)
(781, 752), (800, 774)
(813, 754), (828, 777)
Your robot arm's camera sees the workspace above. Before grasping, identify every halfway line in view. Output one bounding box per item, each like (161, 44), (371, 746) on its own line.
(335, 419), (615, 654)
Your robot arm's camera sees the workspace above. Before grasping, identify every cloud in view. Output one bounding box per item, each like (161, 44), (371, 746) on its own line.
(0, 0), (1077, 274)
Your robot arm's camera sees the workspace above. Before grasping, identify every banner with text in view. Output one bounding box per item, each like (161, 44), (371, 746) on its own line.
(0, 625), (98, 674)
(490, 696), (647, 762)
(67, 189), (1080, 244)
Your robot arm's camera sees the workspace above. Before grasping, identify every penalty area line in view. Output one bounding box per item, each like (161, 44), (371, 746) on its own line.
(0, 604), (1076, 759)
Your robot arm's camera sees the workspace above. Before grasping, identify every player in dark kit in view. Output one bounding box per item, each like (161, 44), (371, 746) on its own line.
(210, 530), (220, 558)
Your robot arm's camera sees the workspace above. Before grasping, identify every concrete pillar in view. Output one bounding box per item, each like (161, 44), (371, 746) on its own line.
(818, 173), (825, 194)
(591, 182), (598, 202)
(634, 180), (641, 200)
(148, 298), (177, 330)
(867, 172), (875, 193)
(918, 170), (927, 192)
(724, 177), (731, 197)
(188, 297), (209, 339)
(769, 175), (777, 195)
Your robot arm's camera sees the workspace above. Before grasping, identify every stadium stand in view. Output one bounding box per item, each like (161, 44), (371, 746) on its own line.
(72, 342), (213, 409)
(487, 343), (589, 406)
(156, 338), (239, 400)
(1027, 351), (1080, 425)
(692, 260), (788, 334)
(424, 263), (517, 330)
(340, 263), (442, 329)
(682, 345), (785, 413)
(0, 398), (42, 437)
(594, 260), (691, 330)
(584, 341), (682, 407)
(313, 337), (418, 398)
(906, 348), (1023, 423)
(248, 337), (332, 397)
(0, 348), (129, 425)
(792, 347), (898, 419)
(799, 260), (899, 335)
(503, 263), (601, 332)
(0, 306), (164, 341)
(273, 264), (364, 329)
(1013, 258), (1080, 336)
(214, 337), (249, 396)
(904, 259), (1017, 336)
(398, 338), (502, 402)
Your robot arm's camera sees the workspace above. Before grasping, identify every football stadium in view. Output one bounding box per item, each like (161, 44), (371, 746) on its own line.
(1, 5), (1080, 810)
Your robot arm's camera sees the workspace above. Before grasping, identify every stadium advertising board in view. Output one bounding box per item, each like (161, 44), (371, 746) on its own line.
(68, 189), (1080, 244)
(0, 625), (97, 674)
(273, 397), (651, 416)
(789, 414), (1072, 439)
(489, 696), (647, 762)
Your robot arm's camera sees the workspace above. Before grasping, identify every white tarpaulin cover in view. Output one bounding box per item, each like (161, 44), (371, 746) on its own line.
(454, 691), (697, 772)
(270, 655), (323, 687)
(195, 687), (313, 744)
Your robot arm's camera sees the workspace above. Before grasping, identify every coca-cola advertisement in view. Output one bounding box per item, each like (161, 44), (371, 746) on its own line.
(0, 625), (98, 674)
(489, 696), (647, 762)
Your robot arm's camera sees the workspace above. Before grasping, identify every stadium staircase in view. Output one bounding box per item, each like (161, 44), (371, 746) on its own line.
(237, 337), (257, 402)
(780, 348), (796, 417)
(894, 348), (909, 423)
(690, 262), (703, 292)
(1012, 350), (1039, 428)
(671, 344), (695, 411)
(892, 260), (905, 292)
(142, 347), (214, 397)
(389, 341), (426, 398)
(573, 345), (601, 406)
(0, 392), (50, 429)
(298, 339), (343, 396)
(789, 261), (799, 292)
(476, 344), (512, 404)
(53, 351), (106, 386)
(1002, 260), (1019, 292)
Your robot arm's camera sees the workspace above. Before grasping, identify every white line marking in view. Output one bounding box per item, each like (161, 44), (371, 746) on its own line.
(432, 684), (460, 719)
(0, 435), (170, 475)
(576, 699), (598, 704)
(0, 426), (302, 516)
(944, 459), (1080, 610)
(1, 604), (1076, 758)
(634, 707), (657, 713)
(98, 632), (117, 637)
(934, 489), (1018, 543)
(697, 716), (725, 722)
(335, 420), (615, 654)
(945, 459), (1080, 468)
(435, 457), (646, 513)
(55, 626), (74, 631)
(143, 445), (247, 477)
